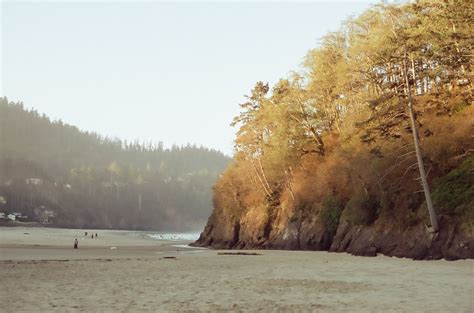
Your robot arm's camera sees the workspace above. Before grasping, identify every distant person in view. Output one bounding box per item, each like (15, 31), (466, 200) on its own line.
(74, 238), (78, 249)
(85, 231), (88, 237)
(95, 233), (98, 238)
(91, 233), (94, 239)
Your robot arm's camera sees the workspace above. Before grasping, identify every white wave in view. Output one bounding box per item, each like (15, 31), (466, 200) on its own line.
(171, 244), (206, 249)
(147, 233), (200, 241)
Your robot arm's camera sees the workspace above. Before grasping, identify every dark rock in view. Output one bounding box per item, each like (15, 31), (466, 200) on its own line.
(194, 204), (473, 260)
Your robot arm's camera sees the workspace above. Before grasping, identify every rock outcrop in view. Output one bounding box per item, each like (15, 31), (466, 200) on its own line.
(193, 207), (473, 260)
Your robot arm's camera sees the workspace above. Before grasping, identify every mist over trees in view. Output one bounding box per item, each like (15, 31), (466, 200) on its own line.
(196, 1), (473, 257)
(0, 98), (230, 231)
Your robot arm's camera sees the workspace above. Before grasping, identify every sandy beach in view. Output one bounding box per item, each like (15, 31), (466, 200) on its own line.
(0, 227), (472, 312)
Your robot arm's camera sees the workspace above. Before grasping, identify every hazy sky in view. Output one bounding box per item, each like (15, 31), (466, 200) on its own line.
(1, 0), (375, 155)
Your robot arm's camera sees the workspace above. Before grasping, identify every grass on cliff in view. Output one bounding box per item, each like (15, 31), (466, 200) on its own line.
(319, 195), (343, 238)
(343, 193), (380, 226)
(432, 156), (474, 227)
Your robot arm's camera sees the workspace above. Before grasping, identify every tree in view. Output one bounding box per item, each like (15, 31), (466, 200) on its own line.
(346, 3), (448, 231)
(403, 56), (439, 232)
(231, 82), (274, 198)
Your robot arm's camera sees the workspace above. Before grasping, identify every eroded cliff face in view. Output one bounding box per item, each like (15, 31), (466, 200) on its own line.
(194, 121), (474, 260)
(330, 216), (473, 260)
(193, 203), (473, 260)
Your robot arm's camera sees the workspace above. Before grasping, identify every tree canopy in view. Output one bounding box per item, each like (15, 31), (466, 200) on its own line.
(0, 98), (230, 230)
(208, 0), (473, 245)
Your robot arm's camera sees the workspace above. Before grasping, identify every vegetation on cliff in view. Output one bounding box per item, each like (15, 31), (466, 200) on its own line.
(0, 98), (230, 230)
(196, 1), (473, 259)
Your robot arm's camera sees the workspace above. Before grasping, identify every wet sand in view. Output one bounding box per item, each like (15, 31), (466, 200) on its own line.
(0, 227), (472, 312)
(0, 227), (191, 261)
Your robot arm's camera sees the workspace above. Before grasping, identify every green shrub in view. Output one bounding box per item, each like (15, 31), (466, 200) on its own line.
(319, 195), (343, 238)
(344, 193), (379, 226)
(432, 156), (474, 218)
(288, 214), (299, 223)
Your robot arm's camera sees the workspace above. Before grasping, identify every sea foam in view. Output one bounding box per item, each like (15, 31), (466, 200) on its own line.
(147, 233), (200, 241)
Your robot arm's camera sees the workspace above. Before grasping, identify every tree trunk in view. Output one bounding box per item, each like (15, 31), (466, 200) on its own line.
(295, 100), (325, 155)
(404, 58), (439, 232)
(451, 21), (472, 97)
(250, 159), (271, 197)
(257, 158), (272, 195)
(285, 166), (295, 201)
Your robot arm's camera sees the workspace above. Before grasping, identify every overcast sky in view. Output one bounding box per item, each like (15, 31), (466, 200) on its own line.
(1, 0), (375, 155)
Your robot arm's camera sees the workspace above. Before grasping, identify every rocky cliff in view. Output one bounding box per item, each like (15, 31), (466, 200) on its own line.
(193, 156), (474, 260)
(193, 207), (473, 260)
(192, 0), (474, 261)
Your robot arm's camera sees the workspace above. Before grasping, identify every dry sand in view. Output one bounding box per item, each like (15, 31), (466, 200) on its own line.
(0, 227), (472, 312)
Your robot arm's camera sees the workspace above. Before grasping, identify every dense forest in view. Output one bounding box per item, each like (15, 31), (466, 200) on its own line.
(0, 98), (230, 231)
(195, 1), (474, 259)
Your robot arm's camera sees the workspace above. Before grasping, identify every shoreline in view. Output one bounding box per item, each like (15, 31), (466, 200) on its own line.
(0, 226), (202, 261)
(0, 221), (202, 233)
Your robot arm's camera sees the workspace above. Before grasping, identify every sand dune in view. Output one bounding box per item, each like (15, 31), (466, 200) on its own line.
(0, 227), (472, 312)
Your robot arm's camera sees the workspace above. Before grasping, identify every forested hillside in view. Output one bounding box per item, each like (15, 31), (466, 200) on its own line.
(195, 1), (474, 259)
(0, 98), (230, 230)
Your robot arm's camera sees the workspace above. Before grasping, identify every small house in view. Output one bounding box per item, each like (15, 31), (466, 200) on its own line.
(26, 178), (43, 185)
(34, 207), (56, 224)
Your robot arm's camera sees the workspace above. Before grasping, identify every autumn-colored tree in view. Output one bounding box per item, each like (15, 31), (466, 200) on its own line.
(219, 0), (473, 238)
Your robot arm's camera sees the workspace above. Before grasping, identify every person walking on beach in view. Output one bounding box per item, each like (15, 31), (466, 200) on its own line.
(91, 233), (94, 239)
(74, 238), (79, 249)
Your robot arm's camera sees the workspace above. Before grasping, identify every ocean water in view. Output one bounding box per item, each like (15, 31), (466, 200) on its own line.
(147, 232), (200, 241)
